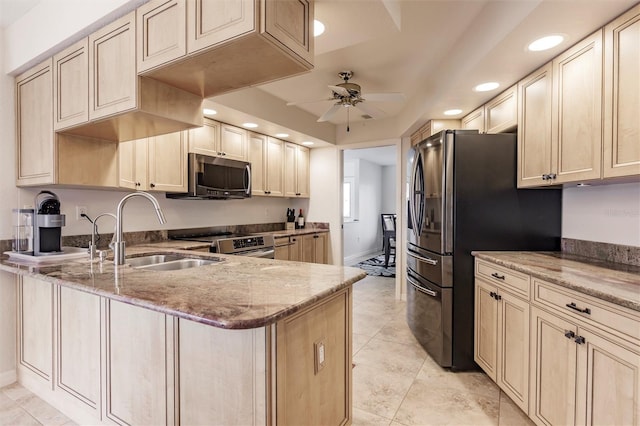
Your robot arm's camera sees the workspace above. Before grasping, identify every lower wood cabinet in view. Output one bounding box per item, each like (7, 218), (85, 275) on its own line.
(18, 276), (53, 383)
(301, 232), (328, 264)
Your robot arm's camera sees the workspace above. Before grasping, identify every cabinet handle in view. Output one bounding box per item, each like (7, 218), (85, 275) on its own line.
(542, 174), (549, 181)
(313, 235), (319, 239)
(495, 294), (502, 301)
(150, 183), (155, 188)
(491, 272), (505, 280)
(135, 182), (141, 187)
(574, 336), (586, 345)
(548, 173), (557, 180)
(489, 291), (497, 299)
(296, 193), (301, 196)
(565, 302), (591, 315)
(564, 330), (575, 339)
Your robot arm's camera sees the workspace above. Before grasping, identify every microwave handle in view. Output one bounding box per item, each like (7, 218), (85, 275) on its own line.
(244, 164), (251, 195)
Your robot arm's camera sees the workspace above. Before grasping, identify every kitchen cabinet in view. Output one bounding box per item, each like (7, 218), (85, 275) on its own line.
(0, 272), (16, 388)
(603, 4), (640, 178)
(189, 119), (247, 161)
(249, 133), (284, 196)
(142, 0), (313, 98)
(219, 124), (248, 161)
(120, 131), (188, 192)
(410, 119), (461, 146)
(53, 39), (89, 130)
(284, 143), (310, 198)
(485, 84), (517, 133)
(274, 235), (303, 261)
(518, 31), (603, 187)
(137, 0), (187, 73)
(461, 107), (485, 132)
(301, 232), (328, 264)
(474, 259), (531, 413)
(104, 299), (175, 425)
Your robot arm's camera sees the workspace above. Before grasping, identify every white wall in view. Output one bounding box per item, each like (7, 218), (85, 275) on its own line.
(562, 181), (640, 247)
(381, 165), (396, 214)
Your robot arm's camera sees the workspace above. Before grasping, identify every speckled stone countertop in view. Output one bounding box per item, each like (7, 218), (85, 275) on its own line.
(0, 246), (366, 329)
(259, 227), (330, 238)
(472, 251), (640, 312)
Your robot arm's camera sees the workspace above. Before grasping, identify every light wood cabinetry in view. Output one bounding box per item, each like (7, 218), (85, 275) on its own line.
(276, 288), (352, 425)
(219, 123), (248, 161)
(120, 131), (188, 192)
(485, 84), (517, 133)
(53, 39), (89, 130)
(301, 232), (328, 264)
(188, 119), (247, 161)
(249, 134), (284, 196)
(603, 4), (640, 178)
(474, 260), (530, 412)
(144, 0), (313, 98)
(284, 143), (310, 198)
(518, 31), (605, 187)
(461, 107), (485, 132)
(410, 119), (461, 146)
(0, 272), (17, 388)
(274, 235), (304, 261)
(137, 0), (187, 73)
(104, 299), (175, 426)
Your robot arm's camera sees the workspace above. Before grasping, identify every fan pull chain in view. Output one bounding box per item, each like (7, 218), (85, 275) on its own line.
(347, 106), (350, 132)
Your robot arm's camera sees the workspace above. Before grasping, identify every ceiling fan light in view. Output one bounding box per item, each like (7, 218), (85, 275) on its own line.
(444, 109), (462, 116)
(528, 34), (564, 52)
(474, 82), (499, 92)
(314, 20), (325, 37)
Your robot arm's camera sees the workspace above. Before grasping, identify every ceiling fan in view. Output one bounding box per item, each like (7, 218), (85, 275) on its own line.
(287, 71), (405, 129)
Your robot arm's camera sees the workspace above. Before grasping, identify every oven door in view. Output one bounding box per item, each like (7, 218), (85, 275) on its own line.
(406, 268), (452, 367)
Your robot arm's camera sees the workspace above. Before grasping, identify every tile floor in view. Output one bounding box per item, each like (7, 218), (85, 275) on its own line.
(0, 274), (534, 426)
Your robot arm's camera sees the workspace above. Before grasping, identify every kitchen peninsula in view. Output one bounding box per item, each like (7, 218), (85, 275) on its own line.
(0, 247), (365, 425)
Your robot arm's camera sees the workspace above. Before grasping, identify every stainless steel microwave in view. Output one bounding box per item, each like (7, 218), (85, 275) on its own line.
(166, 153), (251, 200)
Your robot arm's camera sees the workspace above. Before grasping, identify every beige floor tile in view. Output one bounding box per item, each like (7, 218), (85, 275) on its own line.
(498, 392), (534, 426)
(375, 315), (423, 347)
(354, 338), (427, 379)
(19, 396), (73, 426)
(353, 332), (373, 356)
(352, 310), (389, 337)
(352, 407), (393, 426)
(352, 362), (416, 420)
(0, 406), (40, 426)
(0, 392), (16, 411)
(1, 383), (33, 405)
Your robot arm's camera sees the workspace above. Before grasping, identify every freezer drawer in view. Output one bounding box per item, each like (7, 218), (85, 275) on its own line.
(407, 244), (453, 287)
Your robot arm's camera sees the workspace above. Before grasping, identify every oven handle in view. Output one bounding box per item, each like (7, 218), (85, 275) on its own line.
(407, 276), (438, 297)
(407, 250), (438, 265)
(241, 248), (275, 258)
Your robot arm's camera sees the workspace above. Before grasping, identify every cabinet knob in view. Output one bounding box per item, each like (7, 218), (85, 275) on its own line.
(548, 173), (557, 180)
(135, 182), (141, 187)
(296, 193), (301, 196)
(564, 330), (576, 339)
(150, 183), (155, 188)
(574, 336), (586, 345)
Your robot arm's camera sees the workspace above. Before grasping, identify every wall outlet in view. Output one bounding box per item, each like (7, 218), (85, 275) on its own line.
(314, 339), (326, 374)
(76, 206), (88, 221)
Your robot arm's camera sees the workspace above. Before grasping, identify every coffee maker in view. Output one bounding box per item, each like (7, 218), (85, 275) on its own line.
(12, 191), (66, 255)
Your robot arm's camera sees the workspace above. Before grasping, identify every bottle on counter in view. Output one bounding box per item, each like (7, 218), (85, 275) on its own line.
(297, 209), (305, 229)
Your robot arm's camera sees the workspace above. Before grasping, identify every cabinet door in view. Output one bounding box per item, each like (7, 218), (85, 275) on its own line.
(57, 286), (101, 412)
(603, 5), (640, 178)
(148, 131), (187, 192)
(531, 307), (578, 426)
(301, 234), (315, 263)
(313, 233), (328, 264)
(188, 118), (220, 156)
(576, 327), (640, 426)
(289, 236), (301, 262)
(274, 237), (290, 260)
(461, 107), (485, 132)
(497, 290), (529, 413)
(105, 300), (173, 425)
(16, 59), (54, 186)
(119, 138), (148, 190)
(410, 130), (422, 146)
(19, 276), (53, 382)
(295, 145), (310, 197)
(220, 124), (248, 161)
(485, 85), (517, 133)
(137, 0), (187, 73)
(474, 279), (498, 380)
(517, 63), (554, 188)
(263, 0), (314, 66)
(552, 30), (603, 184)
(248, 132), (267, 195)
(89, 12), (136, 120)
(53, 39), (89, 130)
(283, 143), (297, 197)
(266, 136), (284, 196)
(187, 0), (255, 54)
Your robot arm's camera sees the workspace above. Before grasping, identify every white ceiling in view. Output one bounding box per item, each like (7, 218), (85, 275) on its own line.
(344, 145), (397, 167)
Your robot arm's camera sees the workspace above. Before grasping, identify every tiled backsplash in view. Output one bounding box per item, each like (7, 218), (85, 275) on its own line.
(562, 238), (640, 266)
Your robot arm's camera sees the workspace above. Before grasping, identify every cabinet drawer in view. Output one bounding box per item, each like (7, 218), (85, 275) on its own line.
(475, 259), (530, 298)
(533, 279), (640, 343)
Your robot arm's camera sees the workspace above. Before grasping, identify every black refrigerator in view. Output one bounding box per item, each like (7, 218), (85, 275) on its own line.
(406, 129), (561, 371)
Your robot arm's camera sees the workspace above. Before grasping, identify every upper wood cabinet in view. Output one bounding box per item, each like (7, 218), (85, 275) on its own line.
(188, 120), (247, 161)
(220, 124), (248, 161)
(461, 107), (485, 133)
(137, 0), (187, 73)
(410, 119), (461, 146)
(143, 0), (314, 98)
(284, 143), (310, 198)
(249, 133), (284, 197)
(603, 4), (640, 178)
(53, 39), (89, 130)
(485, 84), (517, 133)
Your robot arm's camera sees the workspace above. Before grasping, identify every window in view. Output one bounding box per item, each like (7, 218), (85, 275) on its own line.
(343, 176), (357, 221)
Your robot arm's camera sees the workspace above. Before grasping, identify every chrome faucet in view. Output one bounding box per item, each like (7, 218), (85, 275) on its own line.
(114, 192), (167, 265)
(89, 213), (116, 261)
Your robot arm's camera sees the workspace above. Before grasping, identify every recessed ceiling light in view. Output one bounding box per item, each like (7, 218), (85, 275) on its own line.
(314, 20), (325, 37)
(474, 82), (500, 92)
(444, 109), (462, 116)
(302, 141), (314, 146)
(243, 122), (258, 128)
(528, 35), (564, 52)
(203, 108), (217, 116)
(426, 143), (433, 147)
(275, 133), (289, 138)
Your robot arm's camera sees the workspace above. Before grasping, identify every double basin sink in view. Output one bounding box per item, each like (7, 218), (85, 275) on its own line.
(127, 254), (223, 272)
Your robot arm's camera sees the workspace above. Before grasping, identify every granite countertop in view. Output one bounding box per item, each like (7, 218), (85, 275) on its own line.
(0, 246), (366, 329)
(260, 227), (330, 238)
(472, 251), (640, 312)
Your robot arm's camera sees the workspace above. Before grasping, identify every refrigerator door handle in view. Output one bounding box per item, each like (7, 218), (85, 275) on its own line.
(407, 250), (438, 265)
(409, 151), (422, 240)
(407, 276), (438, 297)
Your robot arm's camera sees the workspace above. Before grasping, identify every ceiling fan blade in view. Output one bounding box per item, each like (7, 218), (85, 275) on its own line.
(286, 98), (333, 106)
(317, 104), (342, 122)
(354, 102), (385, 119)
(328, 85), (351, 97)
(361, 92), (405, 102)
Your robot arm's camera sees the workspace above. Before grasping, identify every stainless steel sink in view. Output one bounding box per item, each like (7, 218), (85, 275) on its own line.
(127, 254), (223, 271)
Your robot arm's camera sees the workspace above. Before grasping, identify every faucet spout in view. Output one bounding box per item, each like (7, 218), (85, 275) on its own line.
(89, 212), (116, 260)
(114, 192), (167, 265)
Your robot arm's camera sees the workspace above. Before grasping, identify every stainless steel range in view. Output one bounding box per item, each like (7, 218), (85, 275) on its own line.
(169, 229), (275, 258)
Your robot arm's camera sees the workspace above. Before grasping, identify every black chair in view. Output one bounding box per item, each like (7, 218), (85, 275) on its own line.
(381, 214), (396, 267)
